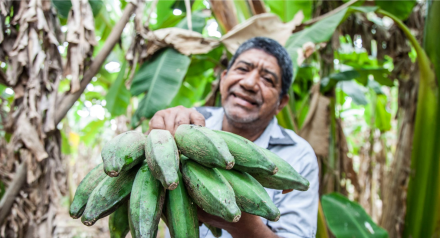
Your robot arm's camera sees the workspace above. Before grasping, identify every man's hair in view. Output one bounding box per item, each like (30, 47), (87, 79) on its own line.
(226, 37), (293, 97)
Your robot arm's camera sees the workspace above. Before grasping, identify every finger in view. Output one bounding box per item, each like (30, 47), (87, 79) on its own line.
(147, 116), (166, 134)
(190, 111), (205, 127)
(173, 113), (191, 135)
(282, 189), (294, 194)
(163, 110), (178, 133)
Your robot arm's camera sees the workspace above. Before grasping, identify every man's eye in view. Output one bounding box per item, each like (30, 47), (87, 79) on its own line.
(237, 67), (248, 72)
(264, 77), (274, 85)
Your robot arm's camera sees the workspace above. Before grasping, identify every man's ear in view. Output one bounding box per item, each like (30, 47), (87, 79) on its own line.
(276, 94), (290, 114)
(219, 70), (228, 93)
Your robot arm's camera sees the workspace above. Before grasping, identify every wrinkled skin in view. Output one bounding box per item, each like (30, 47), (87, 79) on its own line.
(220, 49), (288, 136)
(148, 49), (289, 238)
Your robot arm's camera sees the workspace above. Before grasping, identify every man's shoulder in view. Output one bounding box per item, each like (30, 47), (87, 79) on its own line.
(270, 127), (317, 172)
(283, 128), (315, 154)
(269, 126), (314, 153)
(194, 106), (222, 120)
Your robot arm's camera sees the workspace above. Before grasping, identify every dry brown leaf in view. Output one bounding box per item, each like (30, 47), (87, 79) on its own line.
(6, 56), (23, 87)
(0, 17), (3, 44)
(299, 85), (330, 157)
(220, 12), (304, 54)
(43, 81), (59, 133)
(126, 0), (139, 4)
(295, 42), (316, 66)
(10, 25), (28, 58)
(144, 28), (219, 56)
(65, 0), (97, 93)
(14, 114), (48, 162)
(302, 41), (315, 58)
(0, 0), (8, 16)
(134, 0), (147, 36)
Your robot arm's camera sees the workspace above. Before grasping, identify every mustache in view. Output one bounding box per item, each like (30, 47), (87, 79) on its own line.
(228, 88), (263, 106)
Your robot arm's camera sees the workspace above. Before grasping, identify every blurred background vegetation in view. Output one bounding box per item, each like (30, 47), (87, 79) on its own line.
(0, 0), (439, 237)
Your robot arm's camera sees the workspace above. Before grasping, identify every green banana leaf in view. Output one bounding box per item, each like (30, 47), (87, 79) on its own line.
(61, 130), (71, 155)
(374, 0), (416, 20)
(131, 48), (191, 126)
(81, 120), (106, 146)
(363, 93), (392, 132)
(94, 4), (116, 44)
(338, 81), (368, 105)
(375, 94), (392, 131)
(356, 68), (393, 86)
(321, 68), (392, 93)
(233, 0), (253, 23)
(175, 10), (208, 34)
(52, 0), (103, 18)
(154, 0), (184, 30)
(264, 0), (313, 22)
(285, 6), (378, 80)
(394, 0), (440, 236)
(105, 61), (130, 117)
(322, 193), (388, 238)
(320, 70), (361, 92)
(316, 201), (330, 238)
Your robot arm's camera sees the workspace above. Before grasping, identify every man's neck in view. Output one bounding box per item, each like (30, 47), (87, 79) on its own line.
(221, 115), (271, 142)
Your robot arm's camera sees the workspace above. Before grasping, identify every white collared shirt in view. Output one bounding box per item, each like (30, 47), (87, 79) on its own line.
(166, 107), (319, 238)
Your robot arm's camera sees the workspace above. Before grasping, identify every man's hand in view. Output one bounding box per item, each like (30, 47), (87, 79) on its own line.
(198, 208), (279, 238)
(147, 106), (205, 135)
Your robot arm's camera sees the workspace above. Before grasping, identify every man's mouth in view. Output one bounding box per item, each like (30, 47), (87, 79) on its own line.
(230, 92), (260, 108)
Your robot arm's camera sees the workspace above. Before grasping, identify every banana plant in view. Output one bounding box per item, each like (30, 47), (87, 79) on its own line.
(379, 1), (440, 237)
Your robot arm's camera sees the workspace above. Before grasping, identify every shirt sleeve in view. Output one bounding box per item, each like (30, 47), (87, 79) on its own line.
(266, 145), (319, 238)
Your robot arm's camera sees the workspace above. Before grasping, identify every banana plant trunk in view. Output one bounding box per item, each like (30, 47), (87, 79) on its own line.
(0, 2), (135, 237)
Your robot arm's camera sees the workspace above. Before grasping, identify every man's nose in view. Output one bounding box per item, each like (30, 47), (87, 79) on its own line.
(239, 69), (259, 92)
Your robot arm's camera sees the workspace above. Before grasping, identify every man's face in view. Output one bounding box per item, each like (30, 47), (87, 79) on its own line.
(220, 49), (289, 125)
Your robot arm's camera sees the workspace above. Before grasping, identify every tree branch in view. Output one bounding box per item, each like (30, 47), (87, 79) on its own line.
(55, 3), (136, 125)
(0, 69), (9, 87)
(0, 161), (27, 225)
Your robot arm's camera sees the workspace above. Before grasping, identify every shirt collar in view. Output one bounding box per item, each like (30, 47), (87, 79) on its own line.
(198, 107), (296, 149)
(254, 117), (296, 149)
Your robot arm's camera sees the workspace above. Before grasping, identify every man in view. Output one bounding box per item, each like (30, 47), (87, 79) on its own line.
(149, 37), (319, 238)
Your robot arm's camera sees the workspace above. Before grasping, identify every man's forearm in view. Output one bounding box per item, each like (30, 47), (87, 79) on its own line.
(225, 212), (279, 238)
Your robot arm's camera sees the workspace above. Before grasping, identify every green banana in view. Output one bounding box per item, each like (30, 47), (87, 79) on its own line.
(180, 154), (190, 161)
(175, 125), (235, 169)
(216, 168), (280, 221)
(250, 149), (309, 191)
(164, 171), (199, 238)
(145, 129), (179, 190)
(205, 224), (222, 237)
(109, 200), (130, 238)
(81, 165), (139, 226)
(181, 160), (241, 222)
(129, 162), (165, 238)
(102, 131), (146, 177)
(214, 130), (278, 175)
(69, 163), (107, 219)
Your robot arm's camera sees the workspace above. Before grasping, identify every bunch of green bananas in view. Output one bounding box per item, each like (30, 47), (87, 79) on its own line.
(69, 125), (310, 238)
